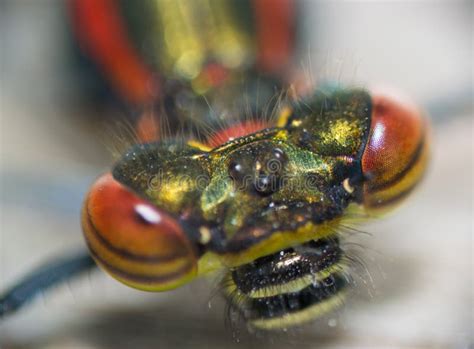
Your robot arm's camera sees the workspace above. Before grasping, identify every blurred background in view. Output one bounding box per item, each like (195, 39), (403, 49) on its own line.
(0, 1), (472, 348)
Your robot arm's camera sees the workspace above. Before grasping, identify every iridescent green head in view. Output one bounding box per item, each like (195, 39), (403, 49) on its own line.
(83, 88), (428, 289)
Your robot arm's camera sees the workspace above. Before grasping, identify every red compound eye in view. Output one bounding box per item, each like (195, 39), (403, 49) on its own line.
(361, 91), (429, 210)
(82, 173), (197, 291)
(207, 120), (270, 148)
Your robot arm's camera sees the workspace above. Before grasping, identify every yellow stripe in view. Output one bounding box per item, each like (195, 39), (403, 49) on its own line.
(187, 140), (212, 152)
(250, 291), (346, 330)
(198, 205), (367, 278)
(220, 219), (341, 267)
(365, 136), (429, 213)
(110, 265), (196, 292)
(248, 263), (346, 298)
(276, 106), (293, 127)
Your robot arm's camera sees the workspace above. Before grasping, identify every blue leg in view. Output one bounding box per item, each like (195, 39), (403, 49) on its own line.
(0, 251), (96, 317)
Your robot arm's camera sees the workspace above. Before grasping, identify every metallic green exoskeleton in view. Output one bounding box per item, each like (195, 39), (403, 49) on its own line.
(106, 89), (371, 328)
(113, 89), (370, 258)
(103, 82), (429, 329)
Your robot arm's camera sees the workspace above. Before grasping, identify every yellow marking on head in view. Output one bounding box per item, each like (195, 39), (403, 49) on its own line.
(290, 119), (302, 127)
(274, 129), (289, 141)
(195, 204), (369, 279)
(199, 226), (212, 244)
(276, 106), (293, 127)
(148, 176), (196, 212)
(187, 140), (212, 152)
(342, 178), (355, 194)
(197, 252), (225, 275)
(220, 219), (341, 267)
(320, 119), (363, 149)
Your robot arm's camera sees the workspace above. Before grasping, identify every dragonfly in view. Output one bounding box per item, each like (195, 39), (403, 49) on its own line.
(0, 0), (429, 331)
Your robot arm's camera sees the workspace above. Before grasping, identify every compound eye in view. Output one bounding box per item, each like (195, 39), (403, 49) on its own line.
(82, 173), (197, 291)
(361, 92), (429, 210)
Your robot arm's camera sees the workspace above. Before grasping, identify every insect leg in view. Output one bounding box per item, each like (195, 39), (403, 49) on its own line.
(0, 251), (96, 318)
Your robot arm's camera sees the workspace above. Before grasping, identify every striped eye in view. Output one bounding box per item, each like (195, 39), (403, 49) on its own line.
(361, 92), (429, 211)
(82, 173), (198, 291)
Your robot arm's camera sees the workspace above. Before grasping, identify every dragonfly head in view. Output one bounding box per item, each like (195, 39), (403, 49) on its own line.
(81, 88), (430, 289)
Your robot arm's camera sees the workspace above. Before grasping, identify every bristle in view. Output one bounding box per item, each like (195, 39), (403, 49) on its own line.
(103, 119), (141, 160)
